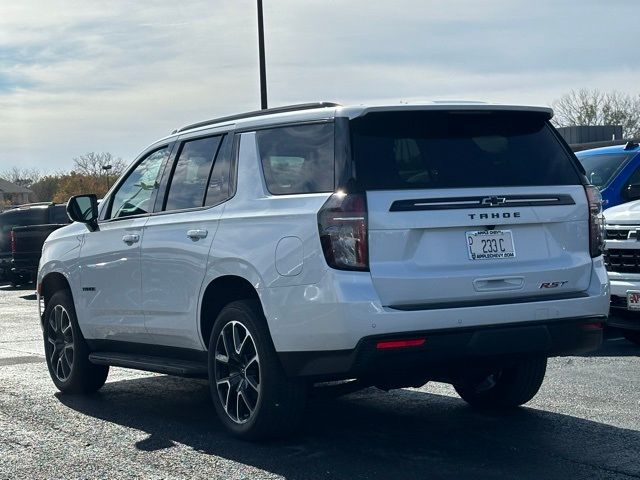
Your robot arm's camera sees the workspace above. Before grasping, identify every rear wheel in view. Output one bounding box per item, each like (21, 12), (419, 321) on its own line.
(623, 330), (640, 346)
(43, 290), (109, 393)
(208, 300), (307, 440)
(453, 357), (547, 409)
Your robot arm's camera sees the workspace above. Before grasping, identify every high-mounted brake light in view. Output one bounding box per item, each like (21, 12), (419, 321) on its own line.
(585, 185), (604, 258)
(318, 191), (369, 271)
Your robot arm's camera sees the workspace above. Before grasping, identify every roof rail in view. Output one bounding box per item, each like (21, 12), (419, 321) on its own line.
(174, 102), (341, 134)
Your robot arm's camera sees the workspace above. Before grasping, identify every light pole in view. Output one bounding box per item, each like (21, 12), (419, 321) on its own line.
(257, 0), (267, 109)
(102, 164), (112, 191)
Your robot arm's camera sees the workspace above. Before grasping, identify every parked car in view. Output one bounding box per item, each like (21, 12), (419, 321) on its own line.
(602, 200), (640, 345)
(0, 203), (68, 284)
(37, 102), (609, 439)
(575, 141), (640, 209)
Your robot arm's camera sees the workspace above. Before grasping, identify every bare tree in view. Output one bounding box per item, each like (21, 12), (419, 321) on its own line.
(72, 152), (127, 177)
(552, 89), (640, 138)
(0, 167), (43, 188)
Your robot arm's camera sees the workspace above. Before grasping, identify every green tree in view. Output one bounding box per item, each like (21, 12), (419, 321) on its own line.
(53, 172), (109, 203)
(29, 175), (62, 202)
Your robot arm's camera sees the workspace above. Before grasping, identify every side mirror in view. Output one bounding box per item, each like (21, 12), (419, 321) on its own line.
(67, 194), (99, 231)
(624, 184), (640, 202)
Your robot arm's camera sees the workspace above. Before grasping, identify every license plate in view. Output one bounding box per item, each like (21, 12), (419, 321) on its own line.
(627, 290), (640, 310)
(466, 230), (516, 260)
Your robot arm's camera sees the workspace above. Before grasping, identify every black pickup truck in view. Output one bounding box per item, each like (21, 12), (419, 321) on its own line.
(0, 203), (69, 285)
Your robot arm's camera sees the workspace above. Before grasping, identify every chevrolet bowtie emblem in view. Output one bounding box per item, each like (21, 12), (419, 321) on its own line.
(481, 196), (507, 206)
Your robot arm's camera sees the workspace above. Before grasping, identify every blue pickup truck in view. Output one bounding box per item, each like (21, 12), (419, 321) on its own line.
(576, 142), (640, 209)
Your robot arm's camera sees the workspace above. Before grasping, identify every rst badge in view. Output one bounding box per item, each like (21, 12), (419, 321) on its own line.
(539, 281), (568, 289)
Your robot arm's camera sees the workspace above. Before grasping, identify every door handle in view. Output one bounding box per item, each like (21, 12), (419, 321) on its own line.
(187, 229), (208, 240)
(122, 234), (140, 244)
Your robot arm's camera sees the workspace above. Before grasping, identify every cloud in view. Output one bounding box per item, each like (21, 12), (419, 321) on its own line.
(0, 0), (638, 171)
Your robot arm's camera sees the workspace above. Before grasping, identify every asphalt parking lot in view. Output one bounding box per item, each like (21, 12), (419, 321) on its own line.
(0, 284), (638, 480)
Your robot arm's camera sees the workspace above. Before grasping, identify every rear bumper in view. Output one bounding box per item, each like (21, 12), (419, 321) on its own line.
(261, 257), (610, 352)
(279, 316), (605, 378)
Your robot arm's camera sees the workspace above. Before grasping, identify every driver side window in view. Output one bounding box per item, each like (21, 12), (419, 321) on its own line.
(108, 147), (169, 219)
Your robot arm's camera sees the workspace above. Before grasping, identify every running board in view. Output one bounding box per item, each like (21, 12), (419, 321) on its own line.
(88, 352), (208, 378)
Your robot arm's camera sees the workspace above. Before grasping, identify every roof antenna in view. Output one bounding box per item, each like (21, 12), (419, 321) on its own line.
(624, 141), (639, 150)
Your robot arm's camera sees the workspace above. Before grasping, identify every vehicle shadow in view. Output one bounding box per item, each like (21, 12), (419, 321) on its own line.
(57, 376), (640, 479)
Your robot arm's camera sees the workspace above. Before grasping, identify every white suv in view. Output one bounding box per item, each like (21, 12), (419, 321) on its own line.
(602, 200), (640, 344)
(38, 102), (609, 439)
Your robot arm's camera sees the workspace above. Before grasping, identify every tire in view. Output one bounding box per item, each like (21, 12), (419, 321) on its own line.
(208, 300), (307, 440)
(623, 330), (640, 345)
(453, 357), (547, 409)
(43, 289), (109, 394)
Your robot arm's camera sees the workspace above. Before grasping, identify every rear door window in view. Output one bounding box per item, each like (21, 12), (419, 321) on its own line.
(164, 136), (222, 211)
(350, 111), (581, 190)
(204, 134), (234, 206)
(256, 123), (334, 194)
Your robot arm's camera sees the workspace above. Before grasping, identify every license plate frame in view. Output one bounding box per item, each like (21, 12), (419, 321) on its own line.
(626, 290), (640, 311)
(466, 230), (516, 260)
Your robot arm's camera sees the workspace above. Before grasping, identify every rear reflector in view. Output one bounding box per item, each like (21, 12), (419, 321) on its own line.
(580, 321), (604, 331)
(376, 338), (426, 350)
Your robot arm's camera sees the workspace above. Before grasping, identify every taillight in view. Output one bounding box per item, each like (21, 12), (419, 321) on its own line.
(10, 230), (16, 254)
(318, 191), (369, 271)
(585, 185), (604, 258)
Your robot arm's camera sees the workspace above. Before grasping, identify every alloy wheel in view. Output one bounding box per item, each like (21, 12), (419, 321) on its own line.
(46, 305), (74, 382)
(214, 320), (261, 424)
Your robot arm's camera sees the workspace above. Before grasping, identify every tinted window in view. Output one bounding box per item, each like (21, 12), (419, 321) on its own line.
(51, 205), (69, 224)
(110, 147), (168, 219)
(351, 111), (581, 190)
(576, 153), (633, 188)
(165, 136), (221, 211)
(205, 134), (233, 206)
(256, 123), (334, 195)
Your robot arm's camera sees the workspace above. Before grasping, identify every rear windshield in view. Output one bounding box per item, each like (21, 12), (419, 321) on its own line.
(51, 205), (69, 224)
(350, 111), (581, 190)
(576, 152), (634, 188)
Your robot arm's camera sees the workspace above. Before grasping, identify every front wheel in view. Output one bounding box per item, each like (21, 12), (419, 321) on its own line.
(208, 300), (306, 440)
(453, 357), (547, 409)
(43, 290), (109, 393)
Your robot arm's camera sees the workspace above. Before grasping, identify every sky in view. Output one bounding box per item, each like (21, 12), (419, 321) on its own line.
(1, 0), (639, 172)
